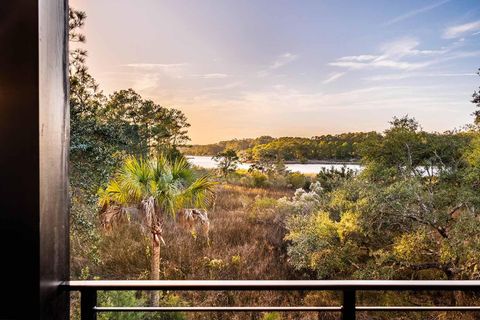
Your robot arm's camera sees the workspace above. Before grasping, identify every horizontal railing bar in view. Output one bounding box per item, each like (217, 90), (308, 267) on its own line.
(63, 280), (480, 291)
(94, 306), (341, 312)
(357, 306), (480, 311)
(94, 306), (480, 313)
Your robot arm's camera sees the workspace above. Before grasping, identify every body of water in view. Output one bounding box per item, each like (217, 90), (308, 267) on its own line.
(186, 156), (361, 174)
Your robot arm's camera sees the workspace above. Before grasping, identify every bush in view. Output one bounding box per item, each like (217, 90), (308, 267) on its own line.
(98, 291), (147, 320)
(227, 168), (311, 190)
(97, 292), (187, 320)
(248, 197), (278, 221)
(287, 172), (307, 189)
(262, 312), (282, 320)
(251, 171), (268, 187)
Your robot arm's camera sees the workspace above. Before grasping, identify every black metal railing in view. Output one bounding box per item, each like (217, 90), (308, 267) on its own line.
(62, 280), (480, 320)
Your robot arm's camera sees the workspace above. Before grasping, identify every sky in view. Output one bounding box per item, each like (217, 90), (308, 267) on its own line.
(70, 0), (480, 144)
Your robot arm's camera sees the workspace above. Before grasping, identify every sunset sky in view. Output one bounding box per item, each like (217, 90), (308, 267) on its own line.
(71, 0), (480, 144)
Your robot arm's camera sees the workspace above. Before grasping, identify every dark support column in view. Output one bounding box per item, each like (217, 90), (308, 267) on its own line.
(342, 289), (356, 320)
(0, 0), (69, 319)
(81, 290), (97, 320)
(39, 1), (70, 319)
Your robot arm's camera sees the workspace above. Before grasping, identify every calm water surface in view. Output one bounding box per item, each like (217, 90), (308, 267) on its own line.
(187, 156), (361, 174)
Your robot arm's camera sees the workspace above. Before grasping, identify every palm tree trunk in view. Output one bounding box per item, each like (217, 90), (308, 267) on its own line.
(150, 234), (161, 306)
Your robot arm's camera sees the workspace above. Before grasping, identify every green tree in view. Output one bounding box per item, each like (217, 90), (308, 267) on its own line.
(359, 116), (426, 175)
(69, 8), (134, 192)
(186, 133), (376, 162)
(69, 10), (191, 194)
(69, 8), (130, 277)
(104, 89), (190, 157)
(98, 155), (215, 305)
(213, 149), (240, 177)
(285, 117), (480, 282)
(472, 68), (480, 125)
(68, 8), (193, 278)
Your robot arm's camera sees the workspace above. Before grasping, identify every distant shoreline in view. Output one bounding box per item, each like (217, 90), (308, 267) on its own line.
(186, 155), (361, 166)
(283, 159), (361, 165)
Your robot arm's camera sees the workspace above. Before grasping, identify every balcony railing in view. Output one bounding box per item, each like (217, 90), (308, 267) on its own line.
(62, 280), (480, 320)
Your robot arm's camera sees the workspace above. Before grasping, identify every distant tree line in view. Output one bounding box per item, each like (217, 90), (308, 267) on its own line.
(184, 132), (379, 162)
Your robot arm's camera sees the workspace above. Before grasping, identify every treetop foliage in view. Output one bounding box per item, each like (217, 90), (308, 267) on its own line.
(472, 69), (480, 125)
(284, 115), (480, 280)
(68, 8), (191, 193)
(185, 132), (379, 162)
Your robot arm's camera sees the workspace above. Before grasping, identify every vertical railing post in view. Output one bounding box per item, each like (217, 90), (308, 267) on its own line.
(342, 289), (356, 320)
(81, 289), (97, 320)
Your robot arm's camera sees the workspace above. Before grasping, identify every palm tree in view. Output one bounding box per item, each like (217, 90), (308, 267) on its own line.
(98, 154), (215, 305)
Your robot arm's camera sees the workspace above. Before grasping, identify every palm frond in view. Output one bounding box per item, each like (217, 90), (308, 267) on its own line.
(179, 175), (217, 209)
(171, 156), (193, 182)
(99, 154), (216, 229)
(116, 156), (152, 203)
(97, 187), (111, 207)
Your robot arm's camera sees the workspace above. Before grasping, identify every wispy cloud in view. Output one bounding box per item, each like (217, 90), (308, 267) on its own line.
(365, 72), (477, 81)
(385, 0), (450, 26)
(322, 72), (346, 84)
(123, 63), (187, 69)
(236, 85), (461, 115)
(338, 55), (379, 62)
(330, 60), (427, 70)
(122, 63), (188, 78)
(270, 53), (298, 69)
(380, 37), (447, 57)
(443, 20), (480, 39)
(200, 81), (244, 92)
(196, 73), (229, 79)
(257, 53), (298, 77)
(131, 73), (162, 91)
(330, 37), (451, 71)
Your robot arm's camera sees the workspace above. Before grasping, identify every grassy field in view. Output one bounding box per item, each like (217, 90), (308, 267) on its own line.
(71, 179), (477, 320)
(72, 183), (347, 319)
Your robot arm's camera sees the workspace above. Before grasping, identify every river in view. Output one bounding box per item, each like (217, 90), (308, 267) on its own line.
(186, 156), (361, 174)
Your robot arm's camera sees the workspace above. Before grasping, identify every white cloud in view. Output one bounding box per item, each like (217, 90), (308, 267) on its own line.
(198, 73), (229, 79)
(141, 81), (467, 143)
(256, 53), (298, 78)
(270, 53), (298, 69)
(375, 60), (429, 70)
(123, 63), (187, 69)
(257, 70), (269, 78)
(322, 72), (346, 84)
(365, 72), (476, 81)
(122, 63), (187, 78)
(443, 20), (480, 39)
(329, 61), (368, 69)
(236, 85), (460, 114)
(272, 84), (286, 90)
(200, 81), (244, 92)
(380, 37), (447, 57)
(338, 55), (379, 62)
(384, 0), (450, 26)
(329, 58), (428, 71)
(131, 73), (162, 91)
(330, 37), (449, 71)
